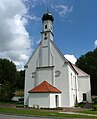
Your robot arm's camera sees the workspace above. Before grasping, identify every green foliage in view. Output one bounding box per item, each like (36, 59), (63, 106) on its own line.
(76, 48), (97, 95)
(15, 70), (25, 89)
(0, 59), (19, 101)
(0, 59), (17, 84)
(92, 97), (97, 104)
(93, 105), (97, 110)
(75, 102), (85, 108)
(0, 58), (25, 101)
(92, 97), (97, 110)
(0, 82), (15, 101)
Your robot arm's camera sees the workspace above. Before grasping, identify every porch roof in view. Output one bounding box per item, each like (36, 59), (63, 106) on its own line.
(28, 81), (61, 93)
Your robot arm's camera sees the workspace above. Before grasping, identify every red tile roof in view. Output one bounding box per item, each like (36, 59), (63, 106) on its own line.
(28, 81), (61, 93)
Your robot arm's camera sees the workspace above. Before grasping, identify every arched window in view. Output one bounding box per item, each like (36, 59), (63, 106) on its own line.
(45, 24), (47, 29)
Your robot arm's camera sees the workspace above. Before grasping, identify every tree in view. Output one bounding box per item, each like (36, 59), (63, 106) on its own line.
(76, 48), (97, 95)
(0, 59), (18, 101)
(15, 70), (25, 89)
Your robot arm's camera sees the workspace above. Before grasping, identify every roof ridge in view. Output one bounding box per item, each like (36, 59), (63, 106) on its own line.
(28, 81), (61, 93)
(44, 81), (50, 92)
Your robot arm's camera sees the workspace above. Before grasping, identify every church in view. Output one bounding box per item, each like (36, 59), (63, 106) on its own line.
(24, 12), (91, 108)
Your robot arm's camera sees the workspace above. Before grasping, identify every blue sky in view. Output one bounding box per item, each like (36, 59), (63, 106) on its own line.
(26, 0), (97, 58)
(0, 0), (97, 70)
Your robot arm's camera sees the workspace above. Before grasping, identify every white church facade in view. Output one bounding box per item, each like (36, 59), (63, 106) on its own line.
(24, 12), (91, 108)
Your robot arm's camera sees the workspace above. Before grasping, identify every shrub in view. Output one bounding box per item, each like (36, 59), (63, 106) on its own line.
(92, 97), (97, 104)
(93, 105), (97, 110)
(75, 102), (85, 108)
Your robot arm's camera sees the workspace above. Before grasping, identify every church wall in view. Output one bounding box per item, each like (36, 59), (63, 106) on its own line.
(50, 93), (61, 108)
(24, 46), (40, 105)
(28, 93), (61, 108)
(24, 11), (91, 108)
(50, 42), (70, 107)
(36, 67), (54, 85)
(78, 76), (91, 102)
(28, 93), (50, 108)
(68, 65), (78, 107)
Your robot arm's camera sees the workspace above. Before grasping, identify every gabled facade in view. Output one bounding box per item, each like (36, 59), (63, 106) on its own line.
(24, 12), (91, 108)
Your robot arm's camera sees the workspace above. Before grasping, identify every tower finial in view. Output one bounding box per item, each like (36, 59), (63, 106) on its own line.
(47, 7), (49, 13)
(42, 11), (54, 22)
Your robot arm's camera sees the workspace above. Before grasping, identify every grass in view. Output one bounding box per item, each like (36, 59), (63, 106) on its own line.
(0, 107), (97, 118)
(80, 109), (97, 115)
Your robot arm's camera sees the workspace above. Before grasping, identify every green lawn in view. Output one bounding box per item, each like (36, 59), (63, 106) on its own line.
(0, 107), (97, 118)
(81, 110), (97, 115)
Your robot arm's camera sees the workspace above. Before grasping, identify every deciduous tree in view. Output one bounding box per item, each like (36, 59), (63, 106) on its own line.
(76, 48), (97, 95)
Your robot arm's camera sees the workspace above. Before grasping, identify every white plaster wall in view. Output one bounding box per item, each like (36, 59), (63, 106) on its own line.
(78, 76), (91, 102)
(43, 21), (53, 32)
(29, 93), (61, 108)
(42, 39), (48, 47)
(29, 93), (50, 108)
(42, 47), (49, 66)
(68, 66), (78, 107)
(24, 46), (40, 105)
(50, 42), (70, 107)
(50, 93), (61, 108)
(36, 67), (54, 85)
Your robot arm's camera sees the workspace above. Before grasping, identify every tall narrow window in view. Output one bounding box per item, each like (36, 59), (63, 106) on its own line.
(45, 33), (47, 36)
(55, 95), (59, 107)
(45, 24), (47, 29)
(83, 93), (87, 101)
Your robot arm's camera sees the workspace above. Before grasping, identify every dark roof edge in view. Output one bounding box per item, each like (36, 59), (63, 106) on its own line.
(28, 91), (61, 93)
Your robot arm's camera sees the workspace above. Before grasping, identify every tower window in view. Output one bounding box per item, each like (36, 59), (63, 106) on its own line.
(44, 37), (47, 40)
(45, 33), (47, 36)
(45, 24), (47, 29)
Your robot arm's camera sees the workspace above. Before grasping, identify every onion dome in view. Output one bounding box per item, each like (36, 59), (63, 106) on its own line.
(42, 12), (54, 22)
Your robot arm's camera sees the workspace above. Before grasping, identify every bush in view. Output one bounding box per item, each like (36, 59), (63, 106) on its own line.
(92, 97), (97, 104)
(75, 102), (85, 108)
(93, 105), (97, 110)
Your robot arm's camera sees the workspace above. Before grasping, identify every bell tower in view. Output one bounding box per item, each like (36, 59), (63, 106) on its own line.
(39, 12), (54, 66)
(41, 12), (54, 42)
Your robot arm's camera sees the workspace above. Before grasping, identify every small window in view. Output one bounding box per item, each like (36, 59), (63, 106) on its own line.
(44, 37), (47, 40)
(45, 33), (47, 36)
(45, 25), (47, 29)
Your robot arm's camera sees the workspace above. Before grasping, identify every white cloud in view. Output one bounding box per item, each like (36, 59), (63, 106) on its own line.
(64, 54), (77, 64)
(26, 15), (40, 22)
(23, 0), (37, 9)
(36, 39), (41, 44)
(0, 0), (74, 70)
(51, 4), (73, 18)
(94, 40), (97, 47)
(0, 0), (33, 70)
